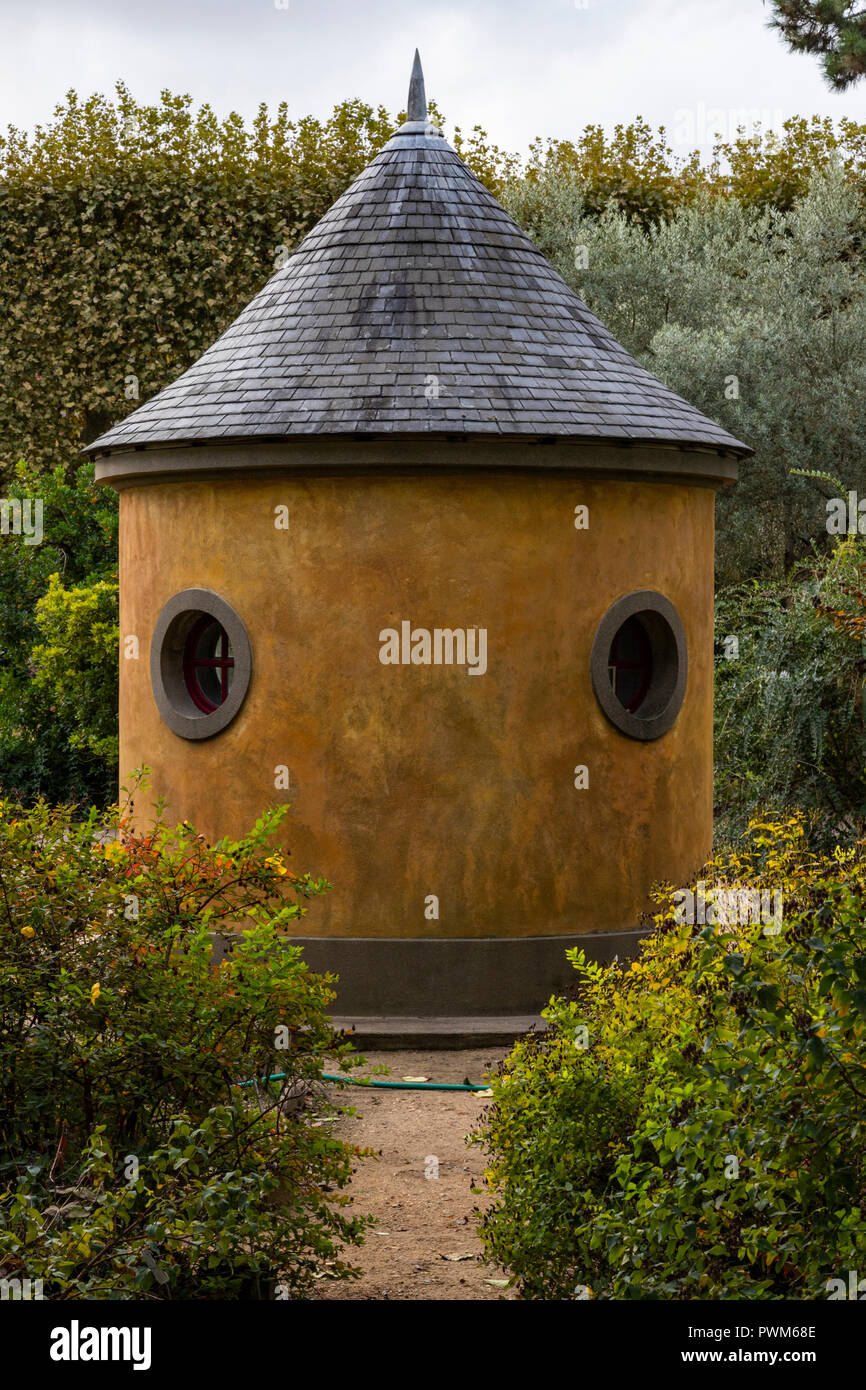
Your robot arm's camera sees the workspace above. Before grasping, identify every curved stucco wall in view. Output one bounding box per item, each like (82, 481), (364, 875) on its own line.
(116, 465), (716, 953)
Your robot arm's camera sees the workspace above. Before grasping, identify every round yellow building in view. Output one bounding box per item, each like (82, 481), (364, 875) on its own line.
(87, 56), (747, 1017)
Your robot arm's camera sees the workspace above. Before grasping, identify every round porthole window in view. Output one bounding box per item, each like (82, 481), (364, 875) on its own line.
(151, 589), (251, 740)
(184, 615), (235, 714)
(590, 591), (687, 741)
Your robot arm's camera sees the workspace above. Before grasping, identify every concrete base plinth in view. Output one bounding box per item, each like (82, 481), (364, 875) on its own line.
(288, 927), (650, 1017)
(331, 1014), (549, 1049)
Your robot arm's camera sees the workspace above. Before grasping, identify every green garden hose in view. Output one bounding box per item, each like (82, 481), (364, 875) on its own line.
(321, 1073), (489, 1092)
(238, 1071), (489, 1093)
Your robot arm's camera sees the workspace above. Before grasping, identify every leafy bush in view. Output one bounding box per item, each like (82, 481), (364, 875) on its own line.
(715, 536), (866, 845)
(474, 815), (866, 1299)
(0, 783), (370, 1298)
(31, 574), (118, 764)
(0, 459), (117, 805)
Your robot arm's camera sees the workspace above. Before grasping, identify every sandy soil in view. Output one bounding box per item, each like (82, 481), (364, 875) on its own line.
(308, 1048), (515, 1301)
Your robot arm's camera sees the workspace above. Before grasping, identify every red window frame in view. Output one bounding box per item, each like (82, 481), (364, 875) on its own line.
(608, 616), (653, 713)
(183, 615), (234, 714)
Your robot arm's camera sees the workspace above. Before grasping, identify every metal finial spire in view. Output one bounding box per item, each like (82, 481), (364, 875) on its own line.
(407, 49), (427, 122)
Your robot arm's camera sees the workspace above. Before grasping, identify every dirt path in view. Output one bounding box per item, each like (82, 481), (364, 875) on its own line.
(309, 1048), (514, 1301)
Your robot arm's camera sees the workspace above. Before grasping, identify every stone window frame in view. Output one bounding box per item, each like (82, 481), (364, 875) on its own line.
(150, 588), (251, 740)
(590, 590), (687, 741)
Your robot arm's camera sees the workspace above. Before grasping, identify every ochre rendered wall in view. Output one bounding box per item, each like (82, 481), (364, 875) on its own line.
(118, 470), (715, 942)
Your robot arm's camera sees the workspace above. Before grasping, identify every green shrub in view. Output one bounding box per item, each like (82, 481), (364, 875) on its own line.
(714, 535), (866, 845)
(0, 782), (370, 1298)
(474, 815), (866, 1299)
(0, 459), (117, 805)
(31, 573), (119, 764)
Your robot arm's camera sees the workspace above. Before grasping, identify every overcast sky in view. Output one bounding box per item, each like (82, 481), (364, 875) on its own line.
(0, 0), (861, 163)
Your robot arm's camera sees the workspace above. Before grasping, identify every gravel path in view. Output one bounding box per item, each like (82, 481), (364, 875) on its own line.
(309, 1048), (515, 1301)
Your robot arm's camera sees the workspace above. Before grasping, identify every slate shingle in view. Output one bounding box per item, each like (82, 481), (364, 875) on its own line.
(86, 114), (749, 459)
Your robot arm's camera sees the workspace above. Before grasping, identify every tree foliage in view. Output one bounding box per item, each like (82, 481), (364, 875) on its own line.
(715, 537), (866, 846)
(0, 460), (117, 804)
(523, 118), (706, 228)
(32, 574), (119, 764)
(505, 165), (866, 584)
(520, 114), (866, 225)
(768, 0), (866, 90)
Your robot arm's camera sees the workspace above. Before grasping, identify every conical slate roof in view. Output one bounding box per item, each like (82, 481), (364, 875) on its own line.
(86, 55), (748, 459)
